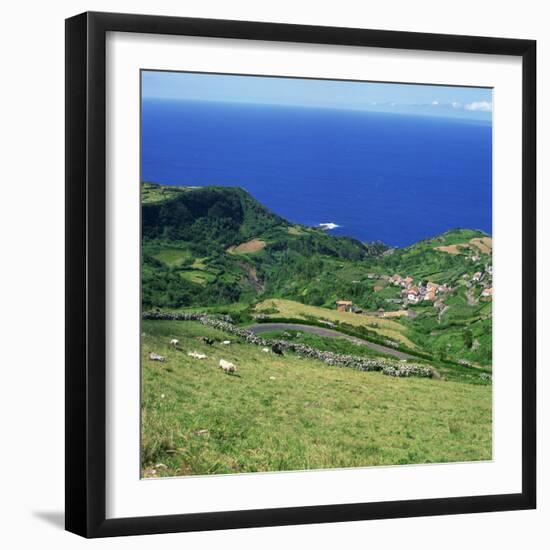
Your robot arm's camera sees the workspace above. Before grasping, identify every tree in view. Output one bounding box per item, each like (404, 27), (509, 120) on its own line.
(463, 328), (473, 349)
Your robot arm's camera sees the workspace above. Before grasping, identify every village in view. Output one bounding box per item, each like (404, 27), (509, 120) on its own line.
(336, 263), (492, 317)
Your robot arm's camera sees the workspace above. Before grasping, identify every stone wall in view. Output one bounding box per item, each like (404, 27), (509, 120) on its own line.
(142, 311), (438, 379)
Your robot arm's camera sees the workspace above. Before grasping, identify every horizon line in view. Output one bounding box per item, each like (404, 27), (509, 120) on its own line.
(142, 96), (492, 124)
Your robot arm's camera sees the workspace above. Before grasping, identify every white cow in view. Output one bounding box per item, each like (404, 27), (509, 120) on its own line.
(188, 351), (207, 360)
(221, 340), (231, 345)
(149, 352), (165, 362)
(219, 359), (237, 374)
(170, 339), (179, 349)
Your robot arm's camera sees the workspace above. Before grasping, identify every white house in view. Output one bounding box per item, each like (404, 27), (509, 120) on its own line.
(407, 286), (420, 303)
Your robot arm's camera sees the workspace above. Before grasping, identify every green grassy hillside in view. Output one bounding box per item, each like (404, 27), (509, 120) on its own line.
(141, 182), (385, 309)
(141, 320), (492, 477)
(141, 182), (493, 367)
(372, 229), (491, 283)
(254, 298), (416, 348)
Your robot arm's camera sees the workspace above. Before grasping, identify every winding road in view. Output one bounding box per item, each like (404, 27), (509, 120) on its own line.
(246, 322), (415, 360)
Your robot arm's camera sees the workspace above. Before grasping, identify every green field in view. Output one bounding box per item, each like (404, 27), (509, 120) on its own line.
(141, 320), (492, 477)
(152, 247), (192, 267)
(179, 270), (216, 285)
(140, 183), (493, 477)
(255, 298), (417, 348)
(141, 183), (492, 366)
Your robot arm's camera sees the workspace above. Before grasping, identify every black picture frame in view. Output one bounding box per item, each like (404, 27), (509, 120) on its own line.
(65, 11), (536, 538)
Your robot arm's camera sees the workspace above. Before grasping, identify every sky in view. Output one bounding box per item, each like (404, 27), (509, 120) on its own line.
(142, 70), (493, 122)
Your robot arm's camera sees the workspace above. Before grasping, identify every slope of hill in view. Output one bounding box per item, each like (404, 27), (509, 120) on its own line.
(361, 230), (493, 366)
(142, 182), (492, 367)
(372, 229), (491, 283)
(142, 182), (386, 309)
(141, 320), (492, 477)
(142, 181), (287, 247)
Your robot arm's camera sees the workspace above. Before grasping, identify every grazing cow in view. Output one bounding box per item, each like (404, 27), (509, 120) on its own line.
(261, 347), (270, 353)
(149, 352), (165, 362)
(170, 339), (179, 349)
(221, 340), (231, 345)
(187, 351), (207, 360)
(198, 336), (214, 346)
(219, 359), (237, 374)
(271, 344), (284, 356)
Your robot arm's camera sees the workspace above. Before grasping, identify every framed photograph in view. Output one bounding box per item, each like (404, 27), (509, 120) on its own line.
(65, 11), (536, 538)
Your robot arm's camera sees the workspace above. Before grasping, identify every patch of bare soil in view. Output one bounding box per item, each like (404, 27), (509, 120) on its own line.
(469, 237), (492, 254)
(434, 244), (464, 255)
(238, 261), (265, 292)
(227, 239), (266, 254)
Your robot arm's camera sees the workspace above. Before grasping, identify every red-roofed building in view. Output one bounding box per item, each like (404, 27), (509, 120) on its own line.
(406, 286), (420, 303)
(335, 300), (353, 312)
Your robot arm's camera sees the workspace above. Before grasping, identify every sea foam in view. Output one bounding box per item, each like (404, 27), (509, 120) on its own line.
(318, 222), (340, 230)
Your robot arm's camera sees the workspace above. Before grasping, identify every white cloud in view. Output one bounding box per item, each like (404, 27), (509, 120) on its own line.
(432, 100), (439, 106)
(464, 100), (493, 112)
(451, 101), (462, 109)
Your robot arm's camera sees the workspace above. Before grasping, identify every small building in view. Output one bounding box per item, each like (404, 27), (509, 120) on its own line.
(407, 286), (420, 303)
(473, 271), (483, 282)
(403, 276), (414, 289)
(335, 300), (353, 312)
(426, 281), (438, 293)
(424, 289), (437, 302)
(390, 274), (403, 286)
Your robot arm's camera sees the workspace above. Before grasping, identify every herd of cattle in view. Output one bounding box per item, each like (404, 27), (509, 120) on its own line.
(149, 333), (286, 376)
(143, 311), (438, 379)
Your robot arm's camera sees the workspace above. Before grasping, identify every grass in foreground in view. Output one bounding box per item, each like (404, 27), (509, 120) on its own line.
(141, 320), (492, 478)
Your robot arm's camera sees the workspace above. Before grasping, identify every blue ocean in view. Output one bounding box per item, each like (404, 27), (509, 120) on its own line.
(141, 98), (492, 247)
